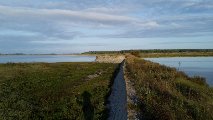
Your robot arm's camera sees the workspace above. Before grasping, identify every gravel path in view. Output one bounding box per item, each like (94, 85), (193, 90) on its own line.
(108, 60), (127, 120)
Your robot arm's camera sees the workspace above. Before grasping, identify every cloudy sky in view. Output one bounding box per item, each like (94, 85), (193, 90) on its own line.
(0, 0), (213, 53)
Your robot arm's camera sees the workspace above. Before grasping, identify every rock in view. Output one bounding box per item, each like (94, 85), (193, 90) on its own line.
(95, 55), (125, 63)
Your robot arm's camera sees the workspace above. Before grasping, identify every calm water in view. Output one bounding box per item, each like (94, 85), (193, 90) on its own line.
(0, 55), (96, 63)
(145, 57), (213, 86)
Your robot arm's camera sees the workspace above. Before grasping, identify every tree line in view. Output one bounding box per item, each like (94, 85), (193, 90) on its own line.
(83, 49), (213, 54)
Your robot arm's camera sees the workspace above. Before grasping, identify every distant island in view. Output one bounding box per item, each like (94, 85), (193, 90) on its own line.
(1, 49), (213, 56)
(84, 49), (213, 54)
(0, 53), (80, 55)
(83, 49), (213, 58)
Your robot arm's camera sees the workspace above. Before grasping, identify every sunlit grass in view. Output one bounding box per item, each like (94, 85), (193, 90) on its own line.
(139, 52), (213, 58)
(126, 58), (213, 120)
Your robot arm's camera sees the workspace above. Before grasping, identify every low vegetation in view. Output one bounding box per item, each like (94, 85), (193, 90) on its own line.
(83, 49), (213, 57)
(125, 58), (213, 120)
(139, 52), (213, 58)
(0, 62), (118, 119)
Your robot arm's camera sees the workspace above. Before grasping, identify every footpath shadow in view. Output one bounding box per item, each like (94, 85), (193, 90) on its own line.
(77, 91), (94, 120)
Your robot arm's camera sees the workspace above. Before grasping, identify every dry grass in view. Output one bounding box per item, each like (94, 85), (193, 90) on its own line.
(126, 58), (213, 120)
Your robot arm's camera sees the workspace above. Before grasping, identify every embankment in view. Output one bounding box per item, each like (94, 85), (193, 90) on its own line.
(95, 55), (125, 63)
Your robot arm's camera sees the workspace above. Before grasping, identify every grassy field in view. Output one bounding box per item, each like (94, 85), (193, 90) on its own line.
(139, 52), (213, 58)
(125, 57), (213, 120)
(0, 62), (118, 119)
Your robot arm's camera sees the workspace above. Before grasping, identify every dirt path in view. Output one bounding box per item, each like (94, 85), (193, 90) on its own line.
(108, 60), (128, 120)
(124, 62), (139, 120)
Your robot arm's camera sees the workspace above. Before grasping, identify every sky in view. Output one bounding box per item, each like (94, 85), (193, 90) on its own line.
(0, 0), (213, 54)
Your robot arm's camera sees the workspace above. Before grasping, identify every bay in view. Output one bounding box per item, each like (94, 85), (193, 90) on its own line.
(0, 55), (96, 63)
(145, 57), (213, 86)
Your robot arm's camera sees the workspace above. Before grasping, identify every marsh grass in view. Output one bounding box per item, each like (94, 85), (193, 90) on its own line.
(126, 58), (213, 120)
(0, 62), (118, 119)
(83, 49), (213, 58)
(139, 52), (213, 58)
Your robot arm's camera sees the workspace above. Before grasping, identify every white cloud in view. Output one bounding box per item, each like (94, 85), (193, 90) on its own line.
(0, 5), (129, 24)
(0, 5), (159, 28)
(0, 0), (213, 53)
